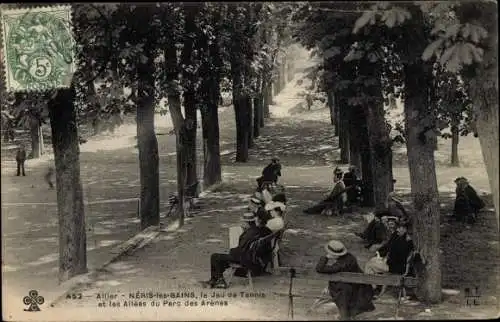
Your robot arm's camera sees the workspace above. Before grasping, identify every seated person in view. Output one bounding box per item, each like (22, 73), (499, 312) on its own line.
(202, 212), (272, 288)
(364, 222), (414, 277)
(254, 179), (274, 204)
(454, 177), (485, 223)
(261, 157), (282, 184)
(355, 210), (389, 249)
(386, 192), (409, 223)
(264, 201), (286, 232)
(249, 197), (265, 214)
(303, 168), (346, 215)
(272, 192), (287, 204)
(315, 240), (375, 320)
(343, 165), (362, 205)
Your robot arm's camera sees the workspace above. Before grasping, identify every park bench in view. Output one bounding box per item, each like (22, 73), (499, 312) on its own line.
(272, 267), (418, 319)
(166, 181), (200, 217)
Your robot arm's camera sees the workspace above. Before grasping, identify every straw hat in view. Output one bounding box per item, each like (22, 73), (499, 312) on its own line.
(324, 240), (347, 257)
(241, 213), (256, 222)
(454, 177), (468, 184)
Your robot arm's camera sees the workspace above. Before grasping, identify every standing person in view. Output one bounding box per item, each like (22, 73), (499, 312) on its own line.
(44, 166), (55, 189)
(315, 240), (375, 320)
(15, 144), (26, 176)
(303, 168), (346, 215)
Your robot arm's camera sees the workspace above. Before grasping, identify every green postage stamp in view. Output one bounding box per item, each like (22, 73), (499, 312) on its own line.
(1, 5), (75, 92)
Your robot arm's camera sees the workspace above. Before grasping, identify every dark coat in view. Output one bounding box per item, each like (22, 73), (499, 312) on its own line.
(16, 148), (26, 162)
(378, 232), (414, 275)
(454, 185), (485, 217)
(230, 225), (272, 272)
(342, 171), (358, 188)
(262, 163), (281, 183)
(316, 253), (375, 319)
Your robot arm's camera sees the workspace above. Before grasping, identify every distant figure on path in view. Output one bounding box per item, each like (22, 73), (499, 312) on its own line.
(15, 145), (26, 176)
(303, 167), (346, 215)
(45, 166), (55, 189)
(305, 92), (314, 110)
(315, 240), (375, 320)
(453, 177), (485, 224)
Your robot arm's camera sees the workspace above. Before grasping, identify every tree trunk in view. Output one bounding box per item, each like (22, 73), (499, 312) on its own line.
(450, 124), (460, 167)
(263, 82), (271, 118)
(164, 33), (186, 225)
(404, 62), (441, 304)
(247, 95), (254, 149)
(350, 104), (374, 206)
(327, 91), (335, 127)
(198, 9), (223, 189)
(183, 96), (198, 196)
(466, 1), (499, 226)
(48, 86), (87, 282)
(137, 51), (160, 230)
(253, 94), (262, 138)
(234, 97), (250, 162)
(181, 6), (198, 196)
(279, 58), (287, 90)
(348, 107), (362, 173)
(201, 102), (222, 187)
(30, 119), (43, 158)
(361, 61), (394, 209)
(338, 97), (350, 164)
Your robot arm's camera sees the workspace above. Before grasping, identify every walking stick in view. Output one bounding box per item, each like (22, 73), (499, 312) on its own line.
(288, 268), (296, 319)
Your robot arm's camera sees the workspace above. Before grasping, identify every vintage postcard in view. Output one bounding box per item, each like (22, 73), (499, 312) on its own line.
(1, 2), (498, 321)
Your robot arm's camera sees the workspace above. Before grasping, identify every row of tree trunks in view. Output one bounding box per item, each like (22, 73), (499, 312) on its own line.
(327, 91), (335, 127)
(136, 44), (160, 230)
(48, 86), (87, 282)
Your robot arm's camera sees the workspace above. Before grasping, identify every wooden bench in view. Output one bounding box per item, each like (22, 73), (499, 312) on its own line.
(272, 267), (418, 319)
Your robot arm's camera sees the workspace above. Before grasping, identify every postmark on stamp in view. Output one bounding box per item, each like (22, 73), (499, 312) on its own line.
(1, 6), (74, 92)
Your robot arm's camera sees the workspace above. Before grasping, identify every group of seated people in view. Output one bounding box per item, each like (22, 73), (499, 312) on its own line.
(311, 186), (416, 319)
(202, 157), (288, 289)
(303, 166), (364, 216)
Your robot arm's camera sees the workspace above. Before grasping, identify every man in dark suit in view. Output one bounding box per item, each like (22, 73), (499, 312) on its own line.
(15, 145), (26, 176)
(202, 212), (272, 288)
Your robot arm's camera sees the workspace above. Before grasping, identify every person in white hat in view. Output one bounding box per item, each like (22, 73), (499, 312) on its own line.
(315, 240), (375, 320)
(264, 201), (286, 232)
